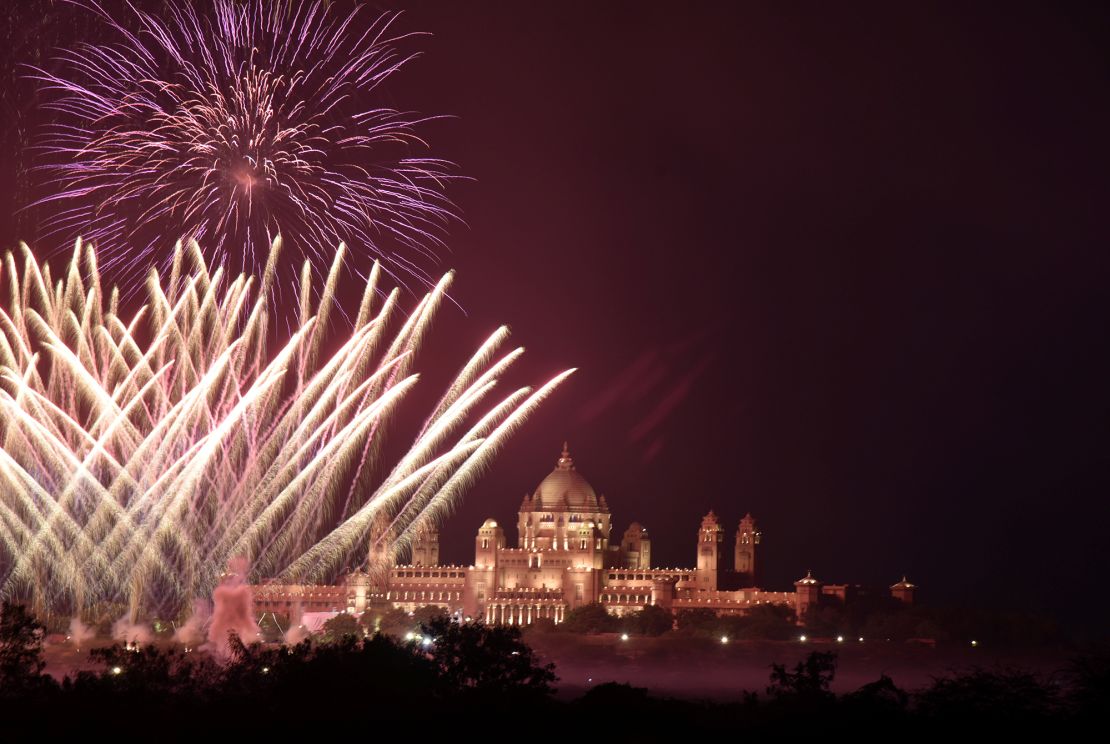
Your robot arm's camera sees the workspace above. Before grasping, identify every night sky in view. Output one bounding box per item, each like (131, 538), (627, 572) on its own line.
(3, 1), (1109, 629)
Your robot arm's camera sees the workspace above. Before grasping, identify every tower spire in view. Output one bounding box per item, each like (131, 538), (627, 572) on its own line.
(558, 441), (573, 469)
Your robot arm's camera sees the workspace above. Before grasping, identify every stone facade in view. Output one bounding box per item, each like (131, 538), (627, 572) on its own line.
(253, 444), (913, 625)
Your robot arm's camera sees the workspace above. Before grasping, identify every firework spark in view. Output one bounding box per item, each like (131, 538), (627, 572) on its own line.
(0, 236), (573, 619)
(30, 0), (456, 289)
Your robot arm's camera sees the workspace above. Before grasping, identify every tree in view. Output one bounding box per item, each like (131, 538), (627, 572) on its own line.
(675, 608), (720, 637)
(422, 616), (556, 696)
(258, 613), (290, 643)
(1065, 644), (1110, 719)
(319, 613), (363, 644)
(559, 602), (619, 634)
(802, 602), (848, 637)
(915, 667), (1059, 724)
(84, 643), (217, 698)
(842, 674), (909, 713)
(766, 651), (837, 703)
(623, 604), (674, 636)
(739, 603), (796, 640)
(412, 604), (449, 627)
(369, 607), (416, 638)
(526, 616), (556, 634)
(0, 603), (47, 694)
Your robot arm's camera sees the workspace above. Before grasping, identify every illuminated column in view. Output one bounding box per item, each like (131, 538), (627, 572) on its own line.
(794, 571), (822, 626)
(696, 510), (725, 591)
(734, 513), (760, 586)
(890, 577), (916, 605)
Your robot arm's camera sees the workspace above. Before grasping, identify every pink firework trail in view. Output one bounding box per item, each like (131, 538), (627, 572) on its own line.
(30, 0), (456, 289)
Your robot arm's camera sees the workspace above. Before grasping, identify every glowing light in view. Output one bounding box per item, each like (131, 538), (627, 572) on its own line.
(620, 633), (629, 641)
(30, 0), (457, 289)
(111, 666), (122, 675)
(799, 635), (807, 642)
(404, 632), (415, 642)
(971, 640), (978, 647)
(0, 238), (573, 617)
(836, 635), (844, 643)
(720, 635), (729, 644)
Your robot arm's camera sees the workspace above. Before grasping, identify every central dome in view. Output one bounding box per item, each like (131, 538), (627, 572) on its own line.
(533, 443), (599, 510)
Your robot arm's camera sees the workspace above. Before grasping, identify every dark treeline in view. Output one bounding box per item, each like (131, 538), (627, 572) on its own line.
(1, 603), (1106, 739)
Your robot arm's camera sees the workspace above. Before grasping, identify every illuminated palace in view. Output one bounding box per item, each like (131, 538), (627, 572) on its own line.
(254, 444), (916, 624)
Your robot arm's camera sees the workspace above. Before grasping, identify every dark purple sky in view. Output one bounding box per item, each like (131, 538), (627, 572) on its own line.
(3, 1), (1109, 628)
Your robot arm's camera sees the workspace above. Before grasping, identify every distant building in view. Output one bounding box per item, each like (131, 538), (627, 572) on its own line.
(254, 444), (914, 625)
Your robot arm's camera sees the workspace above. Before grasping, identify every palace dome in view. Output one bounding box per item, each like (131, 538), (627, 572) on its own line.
(533, 443), (600, 511)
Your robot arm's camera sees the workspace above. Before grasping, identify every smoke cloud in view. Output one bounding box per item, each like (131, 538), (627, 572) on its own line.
(207, 557), (260, 659)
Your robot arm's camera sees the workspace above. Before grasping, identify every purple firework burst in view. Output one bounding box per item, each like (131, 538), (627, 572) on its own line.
(30, 0), (457, 288)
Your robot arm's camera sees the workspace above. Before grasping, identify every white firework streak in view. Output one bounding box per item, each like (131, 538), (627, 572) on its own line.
(0, 237), (574, 618)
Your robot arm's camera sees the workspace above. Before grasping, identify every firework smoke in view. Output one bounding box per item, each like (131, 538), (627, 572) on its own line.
(173, 599), (211, 647)
(112, 615), (153, 647)
(207, 558), (259, 658)
(30, 0), (456, 288)
(0, 236), (574, 619)
(67, 616), (95, 650)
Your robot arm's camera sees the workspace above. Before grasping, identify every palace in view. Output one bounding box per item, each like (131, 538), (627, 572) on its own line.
(254, 444), (915, 625)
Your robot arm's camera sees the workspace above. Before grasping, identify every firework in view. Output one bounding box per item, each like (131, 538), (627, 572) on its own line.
(30, 0), (456, 289)
(0, 236), (573, 619)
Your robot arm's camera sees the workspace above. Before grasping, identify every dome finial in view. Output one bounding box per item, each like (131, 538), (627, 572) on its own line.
(558, 441), (573, 469)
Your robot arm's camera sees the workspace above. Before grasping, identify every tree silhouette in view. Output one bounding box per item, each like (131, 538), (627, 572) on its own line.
(422, 616), (556, 696)
(320, 613), (362, 644)
(623, 604), (674, 636)
(766, 651), (837, 702)
(559, 602), (619, 633)
(0, 603), (47, 694)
